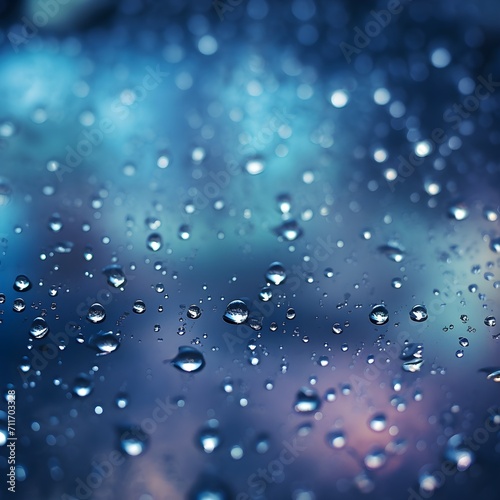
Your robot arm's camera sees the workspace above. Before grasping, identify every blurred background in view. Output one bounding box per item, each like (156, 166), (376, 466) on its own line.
(0, 0), (500, 499)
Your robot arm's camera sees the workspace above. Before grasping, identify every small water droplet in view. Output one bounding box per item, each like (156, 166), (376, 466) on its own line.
(132, 300), (146, 314)
(72, 374), (93, 397)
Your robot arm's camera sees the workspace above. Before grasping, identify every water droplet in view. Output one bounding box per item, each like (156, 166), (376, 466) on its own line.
(391, 278), (402, 289)
(378, 243), (405, 262)
(402, 358), (424, 372)
(326, 431), (346, 449)
(455, 349), (464, 358)
(324, 389), (336, 402)
(332, 323), (343, 334)
(115, 393), (129, 409)
(274, 220), (303, 241)
(369, 305), (389, 325)
(30, 317), (49, 339)
(86, 303), (106, 323)
(89, 330), (120, 355)
(369, 414), (387, 432)
(364, 448), (387, 469)
(119, 427), (148, 456)
(448, 202), (469, 221)
(178, 224), (191, 240)
(223, 300), (249, 324)
(132, 300), (146, 314)
(444, 434), (474, 471)
(171, 346), (205, 373)
(259, 286), (273, 301)
(324, 268), (334, 278)
(187, 305), (202, 319)
(13, 275), (32, 292)
(286, 307), (296, 320)
(480, 368), (500, 382)
(409, 305), (428, 322)
(13, 298), (26, 312)
(245, 158), (265, 175)
(197, 424), (222, 453)
(490, 237), (500, 253)
(103, 265), (127, 288)
(48, 213), (63, 232)
(484, 315), (496, 327)
(72, 374), (93, 397)
(265, 262), (287, 285)
(400, 343), (423, 360)
(459, 337), (469, 347)
(294, 388), (321, 413)
(146, 233), (163, 252)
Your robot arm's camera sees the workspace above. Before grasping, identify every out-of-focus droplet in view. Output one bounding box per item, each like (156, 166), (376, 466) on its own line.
(119, 427), (148, 456)
(72, 374), (93, 397)
(444, 434), (474, 471)
(369, 414), (387, 432)
(274, 219), (303, 241)
(178, 224), (191, 240)
(378, 243), (405, 263)
(326, 431), (346, 449)
(448, 202), (469, 221)
(294, 387), (321, 413)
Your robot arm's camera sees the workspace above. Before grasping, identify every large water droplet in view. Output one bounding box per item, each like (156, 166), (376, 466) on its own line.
(369, 305), (389, 325)
(13, 275), (32, 292)
(171, 346), (205, 373)
(30, 317), (49, 339)
(294, 388), (321, 413)
(223, 300), (249, 324)
(266, 262), (287, 285)
(146, 232), (163, 251)
(409, 305), (428, 322)
(87, 303), (106, 323)
(103, 265), (127, 288)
